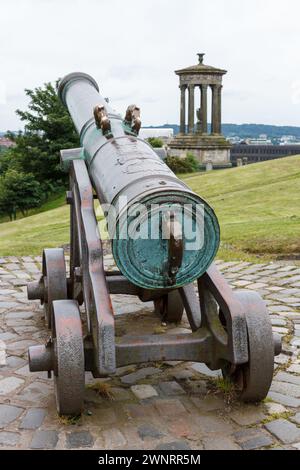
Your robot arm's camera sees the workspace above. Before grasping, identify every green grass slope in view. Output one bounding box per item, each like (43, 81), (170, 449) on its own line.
(0, 155), (299, 260)
(184, 155), (300, 261)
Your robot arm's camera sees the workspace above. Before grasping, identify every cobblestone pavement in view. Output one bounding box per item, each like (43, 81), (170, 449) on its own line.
(1, 255), (300, 450)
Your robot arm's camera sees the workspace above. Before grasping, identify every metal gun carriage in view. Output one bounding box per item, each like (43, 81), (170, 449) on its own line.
(27, 72), (281, 415)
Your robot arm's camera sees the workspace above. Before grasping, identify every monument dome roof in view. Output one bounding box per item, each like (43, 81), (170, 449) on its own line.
(175, 53), (227, 76)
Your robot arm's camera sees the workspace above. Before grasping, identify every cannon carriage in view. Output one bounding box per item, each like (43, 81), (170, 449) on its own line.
(27, 72), (281, 415)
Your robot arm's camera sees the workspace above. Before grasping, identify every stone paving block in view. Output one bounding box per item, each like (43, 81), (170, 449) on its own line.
(267, 391), (300, 408)
(124, 403), (157, 419)
(138, 424), (164, 440)
(0, 376), (24, 394)
(271, 381), (300, 398)
(155, 440), (191, 450)
(290, 412), (300, 425)
(66, 431), (94, 448)
(0, 301), (20, 309)
(265, 419), (300, 444)
(264, 403), (288, 415)
(15, 364), (46, 379)
(0, 350), (6, 366)
(3, 356), (26, 370)
(102, 428), (126, 448)
(131, 384), (158, 400)
(121, 367), (161, 385)
(233, 428), (273, 450)
(288, 363), (300, 374)
(19, 408), (45, 430)
(17, 381), (52, 404)
(195, 415), (235, 435)
(268, 305), (291, 313)
(6, 339), (37, 354)
(0, 404), (24, 427)
(30, 430), (58, 449)
(0, 332), (19, 342)
(158, 381), (186, 396)
(271, 318), (287, 326)
(114, 365), (136, 376)
(0, 431), (20, 447)
(275, 371), (300, 386)
(5, 311), (34, 320)
(13, 326), (39, 335)
(230, 406), (266, 426)
(203, 436), (241, 450)
(247, 282), (268, 290)
(190, 395), (225, 412)
(232, 280), (250, 287)
(190, 362), (221, 378)
(240, 434), (274, 450)
(172, 369), (194, 381)
(272, 327), (289, 335)
(155, 399), (187, 416)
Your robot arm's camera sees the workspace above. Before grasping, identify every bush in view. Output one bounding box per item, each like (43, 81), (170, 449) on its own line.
(0, 170), (43, 220)
(165, 152), (199, 174)
(147, 137), (163, 148)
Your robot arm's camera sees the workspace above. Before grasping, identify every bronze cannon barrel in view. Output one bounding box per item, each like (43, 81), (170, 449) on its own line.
(58, 72), (220, 289)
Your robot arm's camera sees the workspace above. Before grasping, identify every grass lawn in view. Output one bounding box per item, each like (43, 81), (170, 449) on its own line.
(0, 155), (299, 261)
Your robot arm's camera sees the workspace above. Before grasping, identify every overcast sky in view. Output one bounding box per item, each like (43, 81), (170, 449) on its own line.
(0, 0), (300, 130)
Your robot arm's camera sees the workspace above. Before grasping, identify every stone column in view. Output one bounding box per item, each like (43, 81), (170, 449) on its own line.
(217, 85), (222, 134)
(188, 84), (195, 134)
(200, 84), (208, 134)
(211, 84), (219, 134)
(180, 85), (186, 134)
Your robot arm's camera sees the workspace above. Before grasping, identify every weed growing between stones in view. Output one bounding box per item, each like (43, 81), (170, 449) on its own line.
(86, 381), (115, 401)
(207, 376), (238, 405)
(261, 411), (294, 424)
(58, 414), (82, 426)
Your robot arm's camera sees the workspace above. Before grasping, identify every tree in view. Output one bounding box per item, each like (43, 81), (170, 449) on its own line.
(147, 137), (164, 148)
(0, 170), (42, 220)
(6, 81), (79, 194)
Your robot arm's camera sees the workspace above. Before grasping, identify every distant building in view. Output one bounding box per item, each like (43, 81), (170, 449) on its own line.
(230, 143), (300, 166)
(245, 134), (272, 145)
(0, 137), (14, 148)
(140, 128), (174, 144)
(279, 135), (300, 145)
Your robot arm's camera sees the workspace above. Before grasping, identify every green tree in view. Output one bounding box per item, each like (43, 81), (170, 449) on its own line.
(0, 170), (42, 220)
(6, 81), (79, 195)
(147, 137), (164, 148)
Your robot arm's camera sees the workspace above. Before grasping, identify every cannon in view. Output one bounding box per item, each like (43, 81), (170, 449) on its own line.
(27, 72), (281, 415)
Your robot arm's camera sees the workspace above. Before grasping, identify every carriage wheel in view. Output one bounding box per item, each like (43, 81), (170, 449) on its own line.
(52, 299), (85, 416)
(154, 290), (184, 323)
(222, 290), (274, 402)
(42, 248), (67, 329)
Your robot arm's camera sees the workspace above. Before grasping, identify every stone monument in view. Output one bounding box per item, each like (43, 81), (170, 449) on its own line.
(169, 53), (231, 168)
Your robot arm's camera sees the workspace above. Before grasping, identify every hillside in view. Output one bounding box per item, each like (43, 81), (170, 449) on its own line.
(144, 123), (300, 140)
(0, 155), (299, 260)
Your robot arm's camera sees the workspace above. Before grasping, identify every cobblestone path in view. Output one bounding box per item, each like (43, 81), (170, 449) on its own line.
(0, 255), (300, 450)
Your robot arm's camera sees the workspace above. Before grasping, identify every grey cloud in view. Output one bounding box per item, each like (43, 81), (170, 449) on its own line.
(0, 0), (299, 129)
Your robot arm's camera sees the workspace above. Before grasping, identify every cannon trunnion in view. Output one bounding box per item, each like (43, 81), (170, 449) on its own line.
(27, 73), (281, 415)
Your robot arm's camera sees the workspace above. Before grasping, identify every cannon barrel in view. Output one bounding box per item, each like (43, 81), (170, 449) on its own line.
(58, 72), (220, 289)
